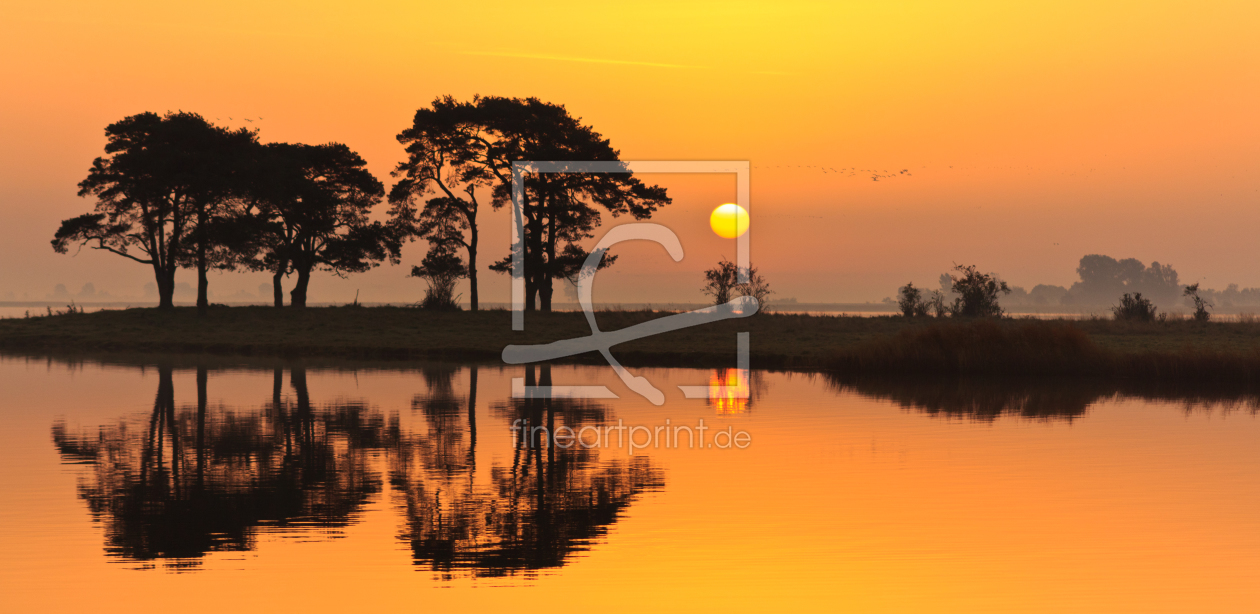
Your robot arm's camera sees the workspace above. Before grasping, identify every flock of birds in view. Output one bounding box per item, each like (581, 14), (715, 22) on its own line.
(752, 165), (913, 181)
(216, 117), (264, 123)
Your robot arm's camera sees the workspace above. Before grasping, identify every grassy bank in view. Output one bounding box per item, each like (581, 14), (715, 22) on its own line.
(826, 319), (1260, 384)
(0, 306), (887, 367)
(2, 306), (1260, 380)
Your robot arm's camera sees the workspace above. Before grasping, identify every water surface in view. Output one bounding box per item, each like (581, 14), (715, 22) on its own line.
(1, 354), (1257, 612)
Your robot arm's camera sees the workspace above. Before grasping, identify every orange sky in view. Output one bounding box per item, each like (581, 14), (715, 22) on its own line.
(2, 1), (1259, 303)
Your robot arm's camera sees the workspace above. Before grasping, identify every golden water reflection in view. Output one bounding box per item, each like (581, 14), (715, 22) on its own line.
(49, 363), (663, 576)
(4, 356), (1260, 612)
(708, 368), (747, 414)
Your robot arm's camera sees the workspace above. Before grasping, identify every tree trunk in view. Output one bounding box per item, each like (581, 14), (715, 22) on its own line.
(290, 265), (312, 308)
(155, 265), (176, 309)
(540, 199), (556, 312)
(273, 367), (291, 455)
(154, 365), (175, 468)
(291, 367), (311, 451)
(272, 367), (283, 411)
(525, 207), (545, 312)
(467, 366), (478, 446)
(292, 367), (309, 409)
(542, 364), (554, 465)
(196, 208), (209, 316)
(525, 274), (538, 311)
(196, 365), (207, 488)
(272, 261), (287, 308)
(467, 224), (478, 311)
(539, 272), (553, 310)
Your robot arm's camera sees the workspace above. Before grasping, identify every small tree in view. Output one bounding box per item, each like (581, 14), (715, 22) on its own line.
(897, 283), (929, 317)
(927, 290), (949, 317)
(948, 264), (1010, 317)
(1112, 292), (1157, 322)
(702, 258), (772, 309)
(391, 96), (490, 310)
(411, 246), (466, 311)
(1184, 283), (1211, 322)
(741, 264), (773, 309)
(702, 259), (739, 305)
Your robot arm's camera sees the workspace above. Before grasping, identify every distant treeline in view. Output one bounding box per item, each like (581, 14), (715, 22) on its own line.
(926, 255), (1260, 310)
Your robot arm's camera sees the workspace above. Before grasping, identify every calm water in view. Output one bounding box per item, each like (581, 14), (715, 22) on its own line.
(1, 355), (1258, 612)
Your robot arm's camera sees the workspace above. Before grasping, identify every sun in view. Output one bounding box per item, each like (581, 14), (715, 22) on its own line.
(709, 203), (749, 239)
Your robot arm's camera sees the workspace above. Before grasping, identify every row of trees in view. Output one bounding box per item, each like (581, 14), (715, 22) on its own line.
(53, 96), (672, 313)
(393, 96), (668, 311)
(53, 363), (662, 572)
(53, 112), (403, 312)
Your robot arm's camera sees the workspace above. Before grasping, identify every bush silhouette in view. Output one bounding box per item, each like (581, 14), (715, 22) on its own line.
(411, 247), (465, 311)
(947, 264), (1010, 317)
(1184, 283), (1211, 323)
(1112, 292), (1157, 322)
(897, 283), (930, 317)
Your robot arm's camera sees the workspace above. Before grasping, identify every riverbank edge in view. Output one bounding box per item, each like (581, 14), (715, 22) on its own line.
(2, 307), (1259, 382)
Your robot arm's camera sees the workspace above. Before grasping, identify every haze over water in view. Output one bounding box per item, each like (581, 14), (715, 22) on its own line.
(2, 355), (1257, 612)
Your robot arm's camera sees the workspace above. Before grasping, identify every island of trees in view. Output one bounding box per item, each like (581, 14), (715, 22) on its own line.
(52, 96), (671, 315)
(10, 96), (1260, 384)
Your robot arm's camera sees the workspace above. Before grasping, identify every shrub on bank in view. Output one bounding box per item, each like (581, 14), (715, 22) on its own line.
(1112, 293), (1157, 322)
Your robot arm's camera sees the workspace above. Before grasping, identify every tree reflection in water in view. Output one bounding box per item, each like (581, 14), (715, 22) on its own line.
(827, 375), (1260, 421)
(395, 364), (664, 579)
(51, 365), (393, 568)
(51, 362), (664, 577)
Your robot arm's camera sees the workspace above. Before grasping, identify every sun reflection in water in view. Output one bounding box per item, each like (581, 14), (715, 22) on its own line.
(708, 368), (750, 414)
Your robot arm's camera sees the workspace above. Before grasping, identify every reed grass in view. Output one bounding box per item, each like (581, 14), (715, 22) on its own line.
(826, 318), (1260, 383)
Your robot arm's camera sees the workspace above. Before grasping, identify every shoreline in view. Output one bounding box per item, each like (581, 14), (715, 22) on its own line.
(1, 306), (1259, 381)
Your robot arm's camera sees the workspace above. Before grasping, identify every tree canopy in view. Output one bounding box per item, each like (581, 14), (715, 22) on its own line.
(53, 111), (257, 309)
(56, 99), (669, 311)
(396, 96), (670, 312)
(55, 112), (407, 310)
(243, 142), (399, 307)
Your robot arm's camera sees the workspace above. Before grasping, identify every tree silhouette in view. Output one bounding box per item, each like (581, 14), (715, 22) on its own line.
(1069, 254), (1181, 307)
(947, 264), (1010, 317)
(443, 96), (670, 311)
(702, 258), (772, 308)
(52, 112), (255, 310)
(50, 364), (396, 566)
(395, 364), (663, 578)
(51, 362), (661, 575)
(410, 244), (466, 311)
(1184, 283), (1212, 322)
(392, 97), (489, 310)
(239, 142), (401, 307)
